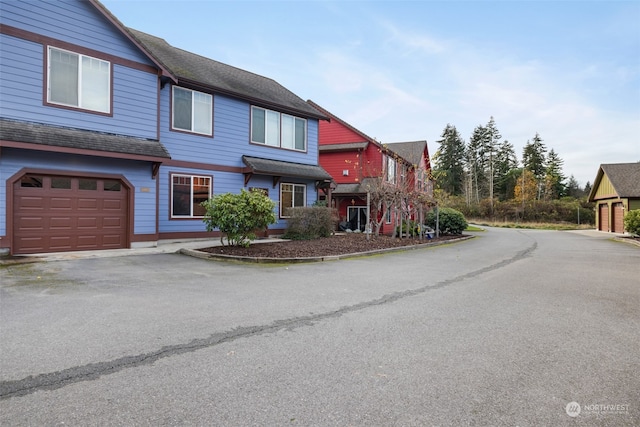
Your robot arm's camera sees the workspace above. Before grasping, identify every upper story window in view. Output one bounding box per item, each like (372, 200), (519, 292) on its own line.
(251, 106), (306, 151)
(385, 155), (397, 184)
(47, 46), (110, 113)
(172, 86), (213, 135)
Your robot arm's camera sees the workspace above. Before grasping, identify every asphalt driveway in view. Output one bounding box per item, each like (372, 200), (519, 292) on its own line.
(1, 227), (638, 426)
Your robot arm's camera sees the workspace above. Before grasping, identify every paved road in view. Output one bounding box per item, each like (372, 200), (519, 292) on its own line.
(1, 228), (638, 426)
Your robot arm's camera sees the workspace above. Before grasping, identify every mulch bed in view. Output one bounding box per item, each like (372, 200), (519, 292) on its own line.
(197, 233), (465, 258)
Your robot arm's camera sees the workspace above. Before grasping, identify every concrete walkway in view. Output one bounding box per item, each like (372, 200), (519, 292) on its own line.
(0, 237), (287, 265)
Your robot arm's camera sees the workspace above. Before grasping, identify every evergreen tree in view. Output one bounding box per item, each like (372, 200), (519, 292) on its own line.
(522, 133), (547, 180)
(495, 140), (519, 200)
(544, 149), (566, 200)
(584, 181), (592, 196)
(466, 124), (488, 203)
(432, 124), (466, 196)
(484, 116), (502, 207)
(566, 175), (582, 198)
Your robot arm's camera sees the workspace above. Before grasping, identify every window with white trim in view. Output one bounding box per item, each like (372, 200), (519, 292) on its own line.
(171, 174), (212, 218)
(280, 183), (306, 217)
(172, 86), (213, 135)
(251, 106), (306, 151)
(47, 46), (110, 113)
(386, 155), (397, 184)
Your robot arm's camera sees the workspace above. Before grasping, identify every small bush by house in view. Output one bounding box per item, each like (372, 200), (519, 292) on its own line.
(201, 189), (276, 247)
(284, 206), (338, 240)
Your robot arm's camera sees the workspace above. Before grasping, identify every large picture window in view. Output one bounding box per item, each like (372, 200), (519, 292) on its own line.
(280, 183), (306, 217)
(251, 106), (306, 151)
(172, 87), (213, 135)
(47, 46), (110, 113)
(171, 174), (212, 218)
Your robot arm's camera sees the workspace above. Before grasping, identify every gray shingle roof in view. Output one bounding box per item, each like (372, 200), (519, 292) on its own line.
(385, 140), (428, 166)
(332, 178), (378, 195)
(128, 29), (327, 120)
(0, 118), (170, 160)
(319, 142), (369, 152)
(242, 156), (332, 181)
(601, 163), (640, 198)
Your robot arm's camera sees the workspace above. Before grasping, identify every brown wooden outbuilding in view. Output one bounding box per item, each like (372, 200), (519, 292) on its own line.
(588, 163), (640, 233)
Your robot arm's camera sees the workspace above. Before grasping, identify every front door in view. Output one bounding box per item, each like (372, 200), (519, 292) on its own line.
(347, 206), (368, 232)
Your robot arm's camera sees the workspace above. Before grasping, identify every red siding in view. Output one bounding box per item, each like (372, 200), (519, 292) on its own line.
(318, 119), (365, 145)
(320, 152), (361, 184)
(362, 146), (383, 177)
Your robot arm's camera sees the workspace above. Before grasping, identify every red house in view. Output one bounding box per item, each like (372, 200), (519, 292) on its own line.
(308, 101), (433, 235)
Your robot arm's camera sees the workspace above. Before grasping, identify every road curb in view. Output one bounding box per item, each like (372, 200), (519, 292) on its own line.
(613, 236), (640, 247)
(179, 235), (475, 264)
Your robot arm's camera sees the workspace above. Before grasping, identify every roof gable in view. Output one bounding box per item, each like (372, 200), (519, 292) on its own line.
(589, 163), (640, 200)
(88, 0), (172, 77)
(385, 140), (430, 167)
(308, 100), (380, 146)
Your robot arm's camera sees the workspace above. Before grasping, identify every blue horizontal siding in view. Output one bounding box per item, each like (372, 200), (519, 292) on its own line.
(0, 0), (154, 65)
(0, 35), (158, 139)
(161, 90), (322, 167)
(0, 148), (158, 237)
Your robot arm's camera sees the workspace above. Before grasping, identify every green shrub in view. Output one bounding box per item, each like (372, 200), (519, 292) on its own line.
(426, 207), (468, 235)
(284, 206), (338, 240)
(201, 189), (276, 247)
(624, 209), (640, 235)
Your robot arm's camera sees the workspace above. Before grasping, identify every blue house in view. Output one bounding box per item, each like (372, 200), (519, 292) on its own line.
(0, 0), (331, 255)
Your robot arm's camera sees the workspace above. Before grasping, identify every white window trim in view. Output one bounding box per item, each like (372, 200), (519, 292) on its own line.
(171, 86), (213, 136)
(47, 46), (111, 113)
(385, 155), (397, 184)
(170, 173), (212, 218)
(251, 106), (307, 152)
(279, 183), (306, 218)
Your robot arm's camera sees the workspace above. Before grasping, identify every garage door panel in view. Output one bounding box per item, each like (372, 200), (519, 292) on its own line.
(77, 236), (100, 249)
(103, 199), (124, 210)
(50, 217), (73, 229)
(103, 216), (124, 228)
(103, 234), (125, 246)
(50, 197), (73, 210)
(16, 237), (46, 252)
(49, 237), (72, 251)
(78, 198), (99, 210)
(14, 175), (128, 254)
(77, 217), (99, 229)
(16, 196), (45, 210)
(17, 216), (45, 230)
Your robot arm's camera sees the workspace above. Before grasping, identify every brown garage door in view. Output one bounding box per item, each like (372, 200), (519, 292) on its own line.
(14, 174), (128, 254)
(612, 203), (624, 233)
(598, 204), (609, 232)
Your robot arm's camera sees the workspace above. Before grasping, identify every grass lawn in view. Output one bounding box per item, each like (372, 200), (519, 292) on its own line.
(468, 219), (593, 231)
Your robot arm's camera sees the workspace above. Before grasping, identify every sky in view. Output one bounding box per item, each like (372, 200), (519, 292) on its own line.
(101, 0), (640, 187)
